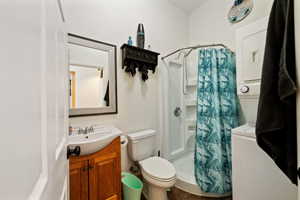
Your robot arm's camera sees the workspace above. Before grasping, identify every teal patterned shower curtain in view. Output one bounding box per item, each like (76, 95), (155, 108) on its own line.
(195, 48), (239, 194)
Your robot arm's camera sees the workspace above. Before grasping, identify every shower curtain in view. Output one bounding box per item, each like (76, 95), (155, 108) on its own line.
(195, 48), (239, 194)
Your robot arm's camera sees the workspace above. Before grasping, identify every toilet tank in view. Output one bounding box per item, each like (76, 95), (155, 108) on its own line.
(127, 129), (156, 162)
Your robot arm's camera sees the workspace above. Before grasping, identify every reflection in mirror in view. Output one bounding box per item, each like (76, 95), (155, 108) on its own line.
(68, 34), (117, 117)
(69, 44), (109, 109)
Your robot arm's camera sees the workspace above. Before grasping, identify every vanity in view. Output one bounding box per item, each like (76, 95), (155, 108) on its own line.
(69, 138), (121, 200)
(67, 33), (121, 200)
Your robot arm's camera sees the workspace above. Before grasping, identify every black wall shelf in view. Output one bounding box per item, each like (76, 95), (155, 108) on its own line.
(121, 44), (160, 81)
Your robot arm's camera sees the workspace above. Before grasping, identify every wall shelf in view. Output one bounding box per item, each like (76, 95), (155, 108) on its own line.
(187, 78), (197, 86)
(186, 118), (196, 129)
(185, 99), (197, 106)
(184, 77), (198, 136)
(185, 130), (196, 145)
(187, 130), (196, 137)
(184, 75), (197, 148)
(121, 44), (160, 81)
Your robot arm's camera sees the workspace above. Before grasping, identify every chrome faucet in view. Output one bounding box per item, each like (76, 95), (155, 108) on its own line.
(73, 126), (95, 135)
(82, 126), (95, 135)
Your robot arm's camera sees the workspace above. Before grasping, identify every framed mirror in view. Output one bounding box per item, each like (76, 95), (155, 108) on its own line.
(68, 33), (118, 117)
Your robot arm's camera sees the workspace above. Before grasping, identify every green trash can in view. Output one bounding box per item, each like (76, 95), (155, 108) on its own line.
(121, 172), (143, 200)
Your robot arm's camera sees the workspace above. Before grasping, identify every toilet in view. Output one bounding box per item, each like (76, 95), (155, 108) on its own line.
(127, 129), (176, 200)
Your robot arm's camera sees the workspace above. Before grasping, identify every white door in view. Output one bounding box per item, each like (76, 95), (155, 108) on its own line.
(0, 0), (69, 200)
(296, 0), (300, 199)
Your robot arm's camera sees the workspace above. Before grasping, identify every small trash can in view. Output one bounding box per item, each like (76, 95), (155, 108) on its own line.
(121, 172), (143, 200)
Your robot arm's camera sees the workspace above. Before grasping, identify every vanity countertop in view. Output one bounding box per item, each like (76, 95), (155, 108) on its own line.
(68, 125), (122, 156)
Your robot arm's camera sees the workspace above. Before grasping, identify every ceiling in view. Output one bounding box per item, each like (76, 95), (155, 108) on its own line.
(168, 0), (207, 13)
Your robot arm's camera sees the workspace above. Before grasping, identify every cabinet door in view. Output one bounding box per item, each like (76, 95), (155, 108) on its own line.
(70, 160), (89, 200)
(89, 139), (121, 200)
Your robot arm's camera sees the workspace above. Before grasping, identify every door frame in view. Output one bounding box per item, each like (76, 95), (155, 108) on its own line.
(295, 0), (300, 196)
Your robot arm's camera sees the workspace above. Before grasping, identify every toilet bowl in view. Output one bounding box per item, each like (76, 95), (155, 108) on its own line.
(127, 130), (176, 200)
(140, 157), (176, 200)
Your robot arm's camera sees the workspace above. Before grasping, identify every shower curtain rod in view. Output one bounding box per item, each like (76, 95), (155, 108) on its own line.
(161, 43), (234, 60)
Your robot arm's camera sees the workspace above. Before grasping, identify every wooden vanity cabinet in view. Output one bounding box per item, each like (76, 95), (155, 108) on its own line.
(69, 137), (121, 200)
(69, 160), (89, 200)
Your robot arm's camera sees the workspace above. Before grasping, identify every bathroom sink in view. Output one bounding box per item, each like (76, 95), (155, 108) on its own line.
(68, 126), (122, 156)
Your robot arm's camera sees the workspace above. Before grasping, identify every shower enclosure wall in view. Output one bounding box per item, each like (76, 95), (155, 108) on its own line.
(163, 56), (227, 197)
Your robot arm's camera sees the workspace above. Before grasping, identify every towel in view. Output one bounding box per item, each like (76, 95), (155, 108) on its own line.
(256, 0), (297, 184)
(104, 81), (110, 106)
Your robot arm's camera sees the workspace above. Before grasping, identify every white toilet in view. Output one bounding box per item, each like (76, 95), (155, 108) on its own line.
(127, 129), (176, 200)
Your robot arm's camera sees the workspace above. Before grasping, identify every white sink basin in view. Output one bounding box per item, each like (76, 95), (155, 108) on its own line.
(68, 126), (122, 156)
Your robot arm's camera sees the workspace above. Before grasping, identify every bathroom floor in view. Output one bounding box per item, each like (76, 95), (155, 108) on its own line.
(167, 187), (232, 200)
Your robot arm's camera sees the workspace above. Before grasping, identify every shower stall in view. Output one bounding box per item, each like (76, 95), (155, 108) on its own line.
(162, 45), (234, 198)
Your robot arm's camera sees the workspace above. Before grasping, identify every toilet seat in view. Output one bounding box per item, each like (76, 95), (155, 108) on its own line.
(142, 169), (176, 182)
(139, 157), (176, 182)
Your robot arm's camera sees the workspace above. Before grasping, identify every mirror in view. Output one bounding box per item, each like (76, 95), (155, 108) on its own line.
(68, 34), (117, 117)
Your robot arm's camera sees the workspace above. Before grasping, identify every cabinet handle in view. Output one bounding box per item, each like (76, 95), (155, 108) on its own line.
(82, 166), (89, 172)
(82, 165), (94, 171)
(67, 146), (81, 159)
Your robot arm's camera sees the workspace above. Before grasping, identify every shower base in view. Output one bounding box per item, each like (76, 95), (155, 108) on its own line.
(172, 151), (231, 198)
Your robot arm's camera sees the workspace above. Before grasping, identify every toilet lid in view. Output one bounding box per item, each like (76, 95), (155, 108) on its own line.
(140, 157), (176, 180)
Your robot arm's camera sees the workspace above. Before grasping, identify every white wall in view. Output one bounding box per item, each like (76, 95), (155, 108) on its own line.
(187, 0), (274, 76)
(189, 0), (273, 49)
(65, 0), (188, 144)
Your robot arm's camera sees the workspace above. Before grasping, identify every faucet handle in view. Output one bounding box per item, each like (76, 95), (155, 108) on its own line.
(83, 127), (89, 134)
(69, 126), (73, 136)
(88, 126), (94, 134)
(78, 127), (84, 135)
(74, 126), (95, 135)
